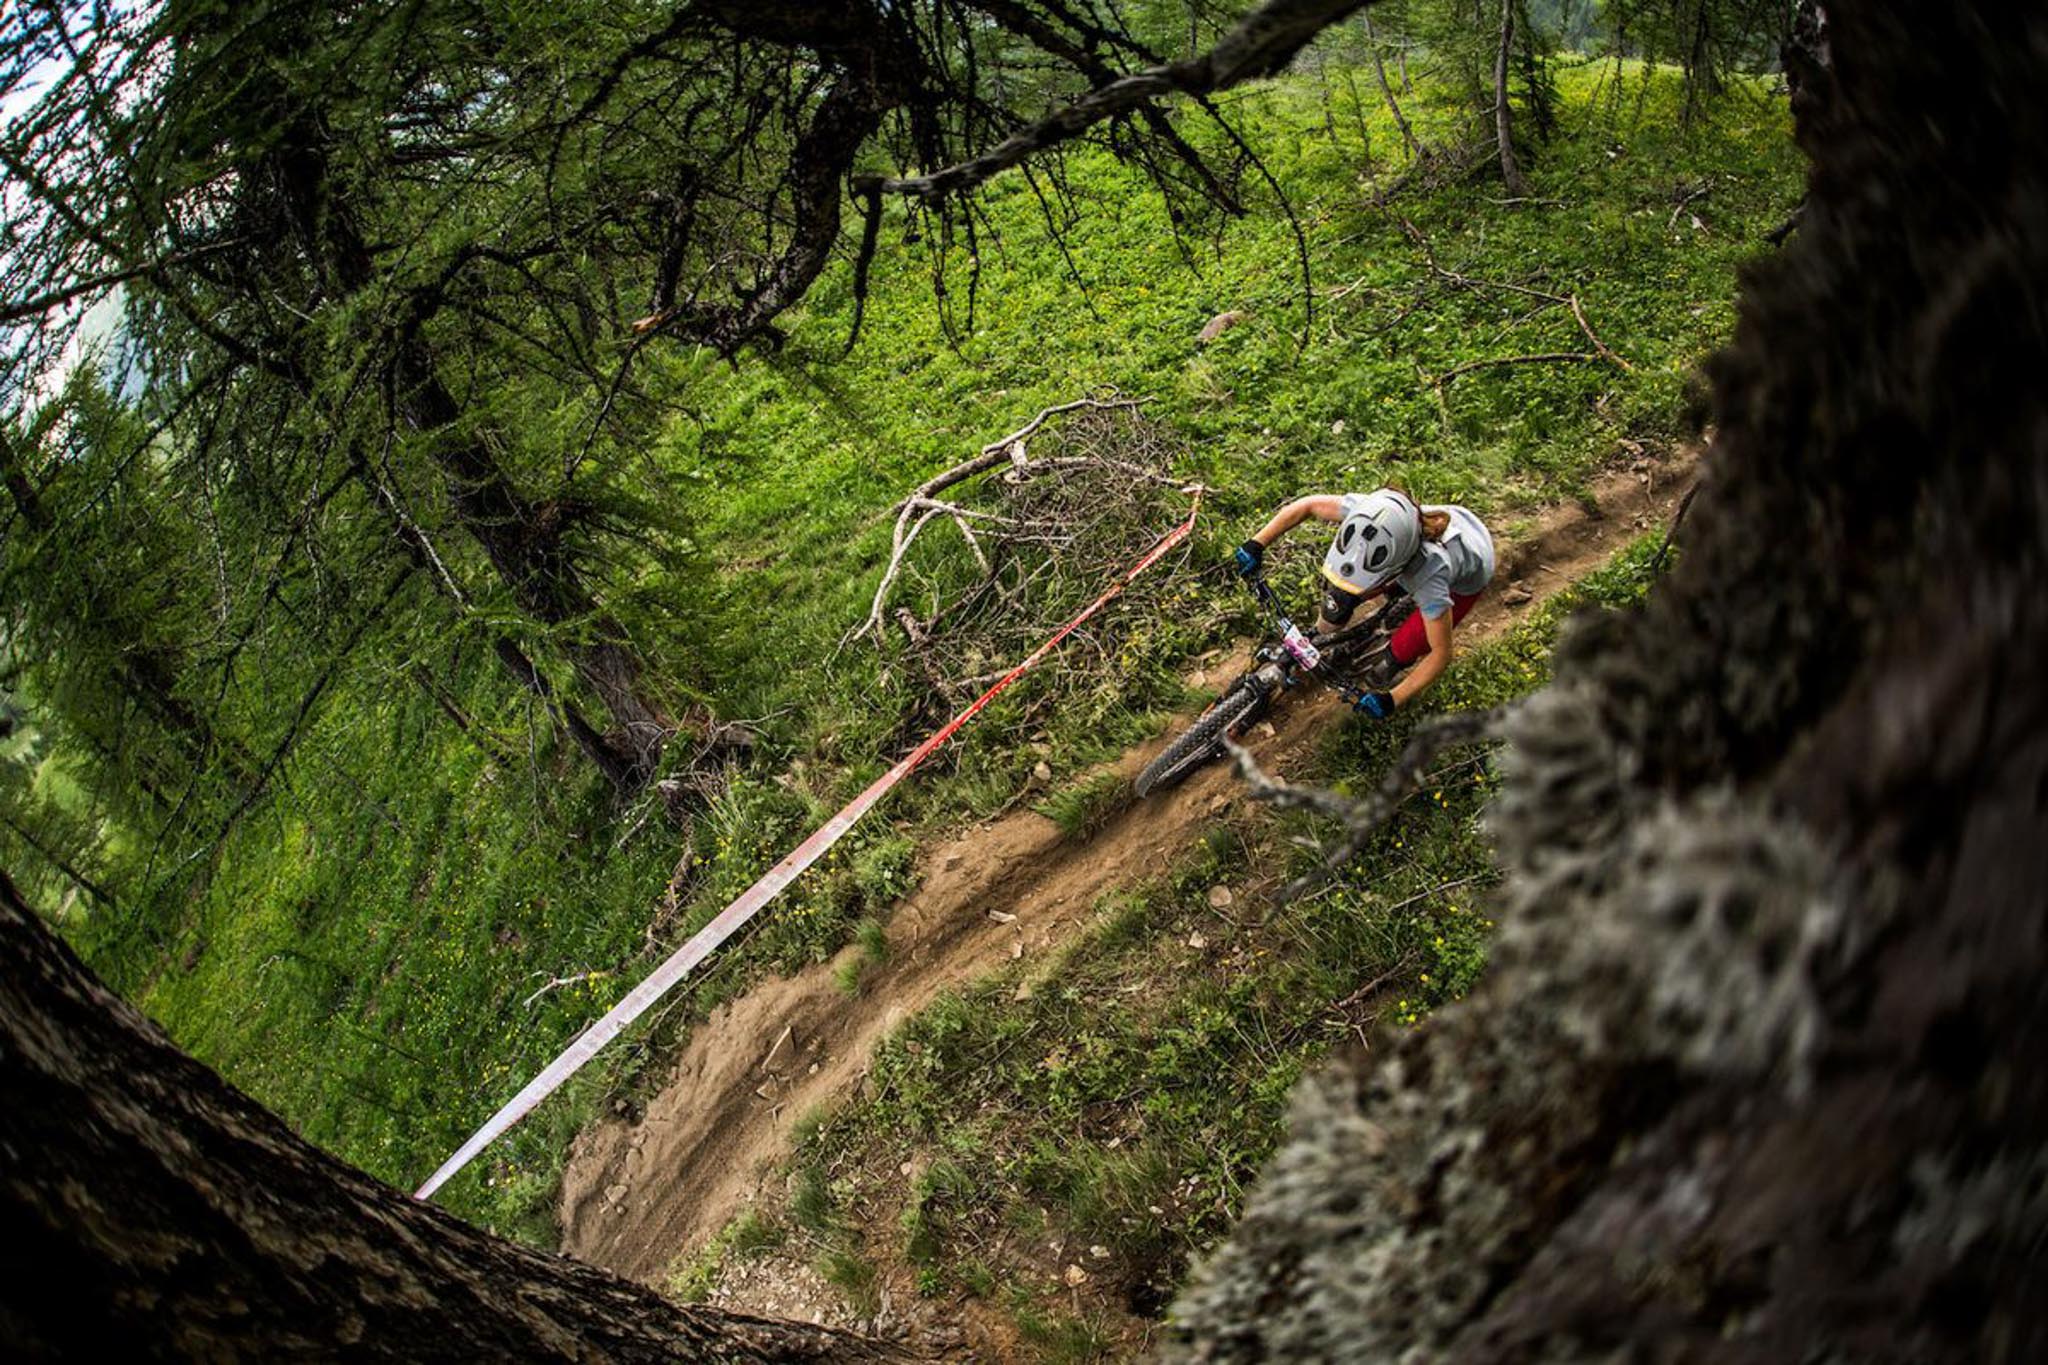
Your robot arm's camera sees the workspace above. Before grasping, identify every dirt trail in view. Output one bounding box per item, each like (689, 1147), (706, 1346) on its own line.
(558, 448), (1699, 1287)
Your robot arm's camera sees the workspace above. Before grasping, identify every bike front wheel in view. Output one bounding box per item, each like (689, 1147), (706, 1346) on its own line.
(1134, 679), (1270, 798)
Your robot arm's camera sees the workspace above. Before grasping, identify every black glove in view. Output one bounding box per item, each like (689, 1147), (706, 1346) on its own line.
(1233, 539), (1265, 580)
(1355, 690), (1396, 719)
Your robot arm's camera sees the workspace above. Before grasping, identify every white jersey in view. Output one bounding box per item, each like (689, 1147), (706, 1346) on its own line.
(1395, 504), (1495, 619)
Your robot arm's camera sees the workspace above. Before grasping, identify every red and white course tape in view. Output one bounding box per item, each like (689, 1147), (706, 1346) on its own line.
(415, 487), (1202, 1200)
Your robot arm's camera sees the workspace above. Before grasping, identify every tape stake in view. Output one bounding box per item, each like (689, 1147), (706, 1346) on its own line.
(415, 488), (1201, 1200)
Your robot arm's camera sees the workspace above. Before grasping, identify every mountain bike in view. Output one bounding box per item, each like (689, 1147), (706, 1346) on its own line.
(1133, 577), (1409, 797)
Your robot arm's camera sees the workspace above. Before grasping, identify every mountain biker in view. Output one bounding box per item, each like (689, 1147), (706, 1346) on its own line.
(1231, 488), (1495, 718)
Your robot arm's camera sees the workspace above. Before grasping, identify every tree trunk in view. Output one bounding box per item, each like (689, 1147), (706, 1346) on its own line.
(0, 871), (911, 1362)
(273, 118), (670, 793)
(492, 636), (647, 793)
(1493, 0), (1529, 196)
(391, 339), (671, 789)
(1362, 13), (1420, 159)
(1682, 0), (1717, 125)
(1171, 3), (2048, 1358)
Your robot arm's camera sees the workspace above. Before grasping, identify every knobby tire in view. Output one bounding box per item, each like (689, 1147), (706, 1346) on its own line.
(1135, 681), (1268, 797)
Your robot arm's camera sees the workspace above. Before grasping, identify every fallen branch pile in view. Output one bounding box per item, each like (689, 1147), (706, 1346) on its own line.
(855, 394), (1194, 729)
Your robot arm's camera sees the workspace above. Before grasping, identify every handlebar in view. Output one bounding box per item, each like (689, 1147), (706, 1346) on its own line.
(1239, 572), (1370, 707)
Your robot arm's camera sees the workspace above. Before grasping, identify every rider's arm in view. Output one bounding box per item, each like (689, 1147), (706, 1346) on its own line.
(1250, 495), (1344, 547)
(1391, 611), (1456, 707)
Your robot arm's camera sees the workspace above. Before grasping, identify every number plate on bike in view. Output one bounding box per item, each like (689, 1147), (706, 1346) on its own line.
(1281, 623), (1322, 669)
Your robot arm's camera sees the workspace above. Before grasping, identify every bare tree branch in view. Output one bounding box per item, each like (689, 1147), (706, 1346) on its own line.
(859, 0), (1374, 203)
(855, 395), (1147, 640)
(1225, 703), (1511, 899)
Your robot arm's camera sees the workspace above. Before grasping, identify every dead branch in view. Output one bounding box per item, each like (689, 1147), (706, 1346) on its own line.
(523, 969), (612, 1009)
(1224, 703), (1511, 900)
(858, 0), (1374, 204)
(855, 395), (1148, 641)
(1667, 177), (1714, 231)
(1329, 951), (1420, 1017)
(1432, 352), (1599, 389)
(1397, 216), (1632, 374)
(1568, 293), (1633, 370)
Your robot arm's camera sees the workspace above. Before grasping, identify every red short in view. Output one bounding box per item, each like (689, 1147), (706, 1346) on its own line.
(1388, 592), (1481, 664)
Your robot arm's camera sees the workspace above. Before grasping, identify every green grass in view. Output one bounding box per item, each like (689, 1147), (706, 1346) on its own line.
(1034, 771), (1133, 841)
(1014, 1304), (1120, 1364)
(51, 56), (1794, 1249)
(817, 1248), (883, 1318)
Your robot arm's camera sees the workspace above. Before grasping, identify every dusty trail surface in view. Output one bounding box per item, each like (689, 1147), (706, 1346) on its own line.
(558, 448), (1699, 1289)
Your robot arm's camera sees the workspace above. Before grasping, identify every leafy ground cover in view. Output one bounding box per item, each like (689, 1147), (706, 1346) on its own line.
(82, 57), (1792, 1244)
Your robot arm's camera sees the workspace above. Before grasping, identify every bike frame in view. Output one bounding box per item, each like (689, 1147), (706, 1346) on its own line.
(1242, 575), (1401, 708)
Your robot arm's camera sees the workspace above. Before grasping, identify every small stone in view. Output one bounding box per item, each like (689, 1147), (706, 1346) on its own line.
(1013, 980), (1035, 1002)
(1197, 309), (1247, 344)
(942, 851), (964, 872)
(1207, 885), (1235, 910)
(754, 1082), (776, 1101)
(1063, 1264), (1090, 1287)
(1331, 418), (1347, 435)
(900, 1161), (916, 1176)
(1503, 582), (1534, 607)
(1187, 931), (1209, 951)
(1032, 760), (1053, 781)
(604, 1182), (628, 1207)
(1090, 1245), (1110, 1260)
(986, 909), (1017, 924)
(1254, 720), (1277, 739)
(1206, 794), (1232, 816)
(1011, 941), (1024, 959)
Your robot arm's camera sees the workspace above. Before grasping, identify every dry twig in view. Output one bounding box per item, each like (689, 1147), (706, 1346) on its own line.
(1396, 216), (1632, 377)
(856, 395), (1149, 641)
(1224, 704), (1513, 900)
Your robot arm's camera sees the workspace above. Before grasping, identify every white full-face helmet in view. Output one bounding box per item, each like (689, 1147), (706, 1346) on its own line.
(1321, 489), (1422, 594)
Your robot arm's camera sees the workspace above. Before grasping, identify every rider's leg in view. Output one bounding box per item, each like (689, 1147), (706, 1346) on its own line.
(1386, 592), (1481, 664)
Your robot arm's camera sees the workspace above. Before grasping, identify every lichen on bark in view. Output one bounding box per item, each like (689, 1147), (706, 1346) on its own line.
(1170, 3), (2048, 1360)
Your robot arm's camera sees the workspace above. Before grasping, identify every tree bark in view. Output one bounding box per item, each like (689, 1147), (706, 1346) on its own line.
(1492, 0), (1529, 196)
(0, 871), (911, 1362)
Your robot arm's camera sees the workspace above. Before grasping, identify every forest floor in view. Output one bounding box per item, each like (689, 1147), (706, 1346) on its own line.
(557, 443), (1699, 1355)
